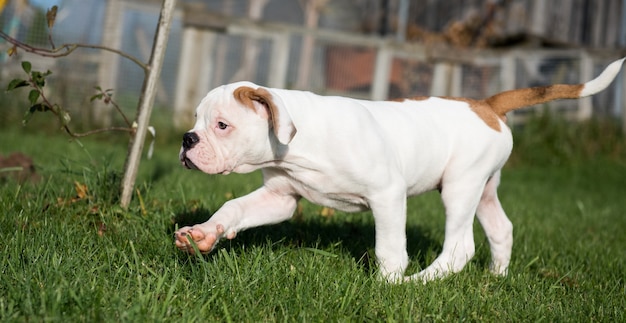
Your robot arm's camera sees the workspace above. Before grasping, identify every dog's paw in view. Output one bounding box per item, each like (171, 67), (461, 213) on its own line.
(378, 271), (405, 284)
(174, 224), (236, 254)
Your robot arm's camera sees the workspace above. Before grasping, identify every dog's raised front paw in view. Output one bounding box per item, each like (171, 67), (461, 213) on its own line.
(174, 224), (236, 254)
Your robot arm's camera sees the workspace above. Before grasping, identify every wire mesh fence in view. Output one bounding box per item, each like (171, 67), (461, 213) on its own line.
(1, 0), (624, 131)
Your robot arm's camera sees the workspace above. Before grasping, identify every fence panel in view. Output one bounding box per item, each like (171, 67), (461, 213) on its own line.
(2, 1), (624, 130)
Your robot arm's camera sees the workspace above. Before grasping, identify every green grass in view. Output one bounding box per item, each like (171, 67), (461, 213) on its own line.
(1, 115), (625, 321)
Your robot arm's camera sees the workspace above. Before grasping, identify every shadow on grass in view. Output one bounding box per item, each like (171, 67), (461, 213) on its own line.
(171, 207), (439, 275)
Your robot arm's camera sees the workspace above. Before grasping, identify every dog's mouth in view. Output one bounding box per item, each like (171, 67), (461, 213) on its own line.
(180, 152), (199, 170)
(180, 148), (232, 175)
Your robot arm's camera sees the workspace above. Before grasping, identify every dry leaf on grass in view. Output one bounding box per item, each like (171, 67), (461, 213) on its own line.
(56, 181), (91, 205)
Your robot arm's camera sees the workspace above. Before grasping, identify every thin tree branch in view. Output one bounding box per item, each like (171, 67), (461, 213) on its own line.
(0, 31), (148, 73)
(63, 126), (135, 137)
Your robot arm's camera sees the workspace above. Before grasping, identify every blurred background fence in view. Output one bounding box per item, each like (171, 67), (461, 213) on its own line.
(1, 0), (625, 130)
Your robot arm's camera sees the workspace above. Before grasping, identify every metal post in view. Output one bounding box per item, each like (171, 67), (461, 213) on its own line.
(120, 0), (177, 209)
(96, 0), (123, 127)
(616, 0), (626, 130)
(578, 52), (593, 121)
(500, 52), (517, 126)
(396, 0), (409, 42)
(372, 45), (392, 100)
(268, 33), (290, 88)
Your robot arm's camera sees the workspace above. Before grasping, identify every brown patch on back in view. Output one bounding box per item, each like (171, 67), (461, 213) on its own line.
(389, 82), (586, 132)
(409, 83), (584, 132)
(442, 97), (504, 131)
(396, 95), (504, 131)
(469, 100), (505, 131)
(486, 84), (584, 116)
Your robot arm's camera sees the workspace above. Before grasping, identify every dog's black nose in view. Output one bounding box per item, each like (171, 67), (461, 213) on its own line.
(182, 132), (200, 149)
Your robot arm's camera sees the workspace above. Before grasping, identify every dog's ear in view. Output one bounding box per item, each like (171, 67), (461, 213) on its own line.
(233, 86), (297, 145)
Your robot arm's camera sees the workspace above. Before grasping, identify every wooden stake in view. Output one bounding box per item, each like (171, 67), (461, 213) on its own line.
(120, 0), (177, 209)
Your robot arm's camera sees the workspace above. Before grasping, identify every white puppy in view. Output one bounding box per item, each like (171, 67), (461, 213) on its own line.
(175, 57), (625, 282)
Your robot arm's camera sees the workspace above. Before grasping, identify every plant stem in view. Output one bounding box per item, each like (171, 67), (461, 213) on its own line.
(102, 91), (133, 128)
(29, 75), (134, 138)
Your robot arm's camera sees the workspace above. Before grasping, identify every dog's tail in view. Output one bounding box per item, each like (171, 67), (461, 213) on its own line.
(486, 57), (626, 117)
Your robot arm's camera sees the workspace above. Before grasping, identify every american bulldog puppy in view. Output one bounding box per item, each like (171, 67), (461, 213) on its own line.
(175, 57), (625, 282)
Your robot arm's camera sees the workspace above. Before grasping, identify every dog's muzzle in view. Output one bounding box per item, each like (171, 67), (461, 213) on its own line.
(180, 132), (200, 170)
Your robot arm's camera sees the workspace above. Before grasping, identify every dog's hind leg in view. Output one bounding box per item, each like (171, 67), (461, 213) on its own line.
(475, 170), (513, 276)
(408, 178), (485, 282)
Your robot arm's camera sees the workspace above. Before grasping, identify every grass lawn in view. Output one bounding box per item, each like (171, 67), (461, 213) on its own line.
(1, 119), (625, 321)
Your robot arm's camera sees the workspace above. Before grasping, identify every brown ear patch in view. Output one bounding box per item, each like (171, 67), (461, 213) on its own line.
(233, 86), (281, 129)
(234, 86), (271, 112)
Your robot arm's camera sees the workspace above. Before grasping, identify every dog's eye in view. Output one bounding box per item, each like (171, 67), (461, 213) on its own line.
(217, 121), (228, 130)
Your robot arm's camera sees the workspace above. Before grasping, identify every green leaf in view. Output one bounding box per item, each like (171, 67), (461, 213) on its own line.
(28, 90), (40, 105)
(90, 93), (104, 102)
(50, 103), (61, 114)
(61, 111), (71, 126)
(7, 79), (29, 91)
(22, 106), (38, 125)
(29, 103), (50, 113)
(22, 111), (33, 125)
(21, 103), (52, 125)
(21, 61), (32, 74)
(31, 71), (46, 88)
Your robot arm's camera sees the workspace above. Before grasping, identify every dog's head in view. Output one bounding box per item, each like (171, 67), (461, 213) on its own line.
(180, 82), (297, 175)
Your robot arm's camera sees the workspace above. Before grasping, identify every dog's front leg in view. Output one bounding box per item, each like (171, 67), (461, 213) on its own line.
(370, 189), (410, 283)
(174, 186), (299, 254)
